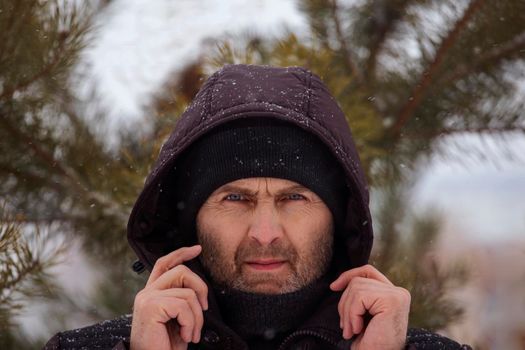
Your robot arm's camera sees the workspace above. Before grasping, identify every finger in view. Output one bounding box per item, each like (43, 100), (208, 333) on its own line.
(344, 290), (365, 336)
(163, 297), (195, 344)
(330, 264), (393, 290)
(339, 286), (354, 339)
(148, 264), (209, 310)
(135, 287), (205, 345)
(338, 288), (352, 335)
(338, 277), (389, 338)
(151, 295), (195, 343)
(147, 245), (202, 285)
(175, 289), (205, 343)
(344, 277), (399, 332)
(157, 288), (205, 344)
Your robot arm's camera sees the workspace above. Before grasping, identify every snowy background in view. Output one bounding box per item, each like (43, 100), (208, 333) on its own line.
(80, 0), (525, 242)
(20, 0), (524, 347)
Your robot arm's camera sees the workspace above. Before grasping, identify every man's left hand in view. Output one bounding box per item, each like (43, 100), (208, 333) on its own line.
(330, 265), (411, 350)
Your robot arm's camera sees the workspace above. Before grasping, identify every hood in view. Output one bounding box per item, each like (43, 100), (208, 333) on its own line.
(127, 64), (373, 272)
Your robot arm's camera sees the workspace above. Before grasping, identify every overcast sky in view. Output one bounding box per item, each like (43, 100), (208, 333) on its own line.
(17, 0), (525, 341)
(80, 0), (525, 243)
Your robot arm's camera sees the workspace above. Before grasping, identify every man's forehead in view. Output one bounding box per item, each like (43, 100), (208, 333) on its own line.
(213, 177), (311, 193)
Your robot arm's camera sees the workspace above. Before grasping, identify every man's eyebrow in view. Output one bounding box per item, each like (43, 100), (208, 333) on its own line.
(274, 184), (311, 195)
(213, 184), (311, 196)
(213, 185), (258, 196)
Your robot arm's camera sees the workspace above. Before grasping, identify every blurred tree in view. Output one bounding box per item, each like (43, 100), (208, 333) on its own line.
(158, 0), (524, 330)
(1, 0), (524, 346)
(0, 203), (65, 349)
(0, 0), (144, 346)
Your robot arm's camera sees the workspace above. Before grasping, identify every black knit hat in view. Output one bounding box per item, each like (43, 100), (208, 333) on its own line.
(166, 117), (348, 241)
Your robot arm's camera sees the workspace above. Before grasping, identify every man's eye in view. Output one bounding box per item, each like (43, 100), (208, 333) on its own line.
(285, 193), (306, 201)
(224, 193), (244, 201)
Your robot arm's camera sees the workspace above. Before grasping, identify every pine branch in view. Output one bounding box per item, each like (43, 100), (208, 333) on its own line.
(437, 125), (525, 136)
(328, 0), (364, 83)
(0, 1), (26, 57)
(0, 34), (67, 101)
(365, 0), (411, 79)
(0, 117), (71, 180)
(0, 205), (65, 336)
(0, 215), (70, 225)
(0, 164), (63, 193)
(0, 118), (128, 225)
(438, 32), (525, 87)
(0, 260), (41, 303)
(403, 125), (525, 139)
(389, 0), (486, 137)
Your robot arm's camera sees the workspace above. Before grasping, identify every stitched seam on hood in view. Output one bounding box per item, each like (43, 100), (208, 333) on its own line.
(202, 71), (220, 124)
(304, 69), (313, 117)
(162, 68), (362, 192)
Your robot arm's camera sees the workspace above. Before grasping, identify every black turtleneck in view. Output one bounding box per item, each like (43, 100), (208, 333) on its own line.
(212, 276), (331, 350)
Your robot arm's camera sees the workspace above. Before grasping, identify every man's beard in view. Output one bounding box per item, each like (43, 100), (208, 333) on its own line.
(196, 225), (334, 294)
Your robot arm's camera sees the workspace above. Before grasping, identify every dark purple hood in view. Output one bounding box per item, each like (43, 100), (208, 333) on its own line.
(127, 64), (373, 272)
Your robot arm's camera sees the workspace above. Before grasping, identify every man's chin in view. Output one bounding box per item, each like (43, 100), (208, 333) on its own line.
(234, 274), (300, 294)
(242, 283), (287, 294)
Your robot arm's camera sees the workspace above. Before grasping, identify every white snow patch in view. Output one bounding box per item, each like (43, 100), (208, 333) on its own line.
(77, 0), (307, 136)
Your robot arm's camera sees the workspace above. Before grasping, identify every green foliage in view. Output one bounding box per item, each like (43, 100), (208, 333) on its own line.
(370, 184), (467, 329)
(0, 0), (144, 345)
(1, 0), (524, 343)
(200, 0), (524, 331)
(0, 1), (88, 101)
(0, 203), (64, 348)
(0, 2), (86, 343)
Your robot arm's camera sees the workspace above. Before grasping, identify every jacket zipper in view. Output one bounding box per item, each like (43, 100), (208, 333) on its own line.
(278, 328), (340, 350)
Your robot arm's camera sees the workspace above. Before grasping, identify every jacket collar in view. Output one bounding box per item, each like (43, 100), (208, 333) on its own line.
(186, 259), (345, 349)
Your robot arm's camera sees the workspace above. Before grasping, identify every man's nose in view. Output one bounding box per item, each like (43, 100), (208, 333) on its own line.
(247, 203), (283, 245)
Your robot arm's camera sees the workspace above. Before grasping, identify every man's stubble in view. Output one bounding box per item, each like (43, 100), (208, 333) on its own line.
(196, 223), (334, 294)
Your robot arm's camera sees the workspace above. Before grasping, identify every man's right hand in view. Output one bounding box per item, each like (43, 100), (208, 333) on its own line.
(130, 245), (208, 350)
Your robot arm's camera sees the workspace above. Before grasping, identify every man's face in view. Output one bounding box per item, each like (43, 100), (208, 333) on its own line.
(196, 177), (333, 294)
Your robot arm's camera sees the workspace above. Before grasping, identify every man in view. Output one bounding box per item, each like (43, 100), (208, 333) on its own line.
(44, 64), (471, 349)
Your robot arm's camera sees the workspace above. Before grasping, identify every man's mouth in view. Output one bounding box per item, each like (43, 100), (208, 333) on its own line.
(245, 259), (287, 271)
